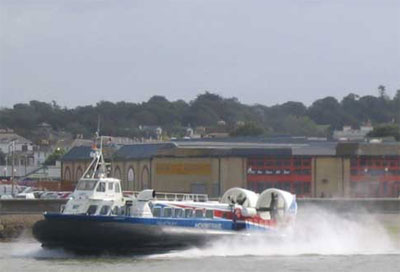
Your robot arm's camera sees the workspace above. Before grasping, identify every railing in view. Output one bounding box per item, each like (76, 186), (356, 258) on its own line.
(123, 191), (209, 202)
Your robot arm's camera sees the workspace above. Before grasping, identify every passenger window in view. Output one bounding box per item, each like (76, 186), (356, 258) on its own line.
(185, 209), (193, 218)
(115, 183), (121, 193)
(205, 210), (214, 219)
(87, 205), (98, 215)
(163, 207), (172, 217)
(174, 208), (184, 218)
(96, 182), (106, 192)
(112, 206), (120, 215)
(108, 182), (114, 191)
(100, 206), (110, 215)
(195, 209), (204, 218)
(152, 207), (161, 217)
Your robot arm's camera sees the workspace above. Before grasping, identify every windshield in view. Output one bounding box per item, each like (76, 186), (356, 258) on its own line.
(76, 180), (98, 191)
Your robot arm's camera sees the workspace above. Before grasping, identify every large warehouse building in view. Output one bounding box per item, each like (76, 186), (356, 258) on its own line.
(61, 139), (400, 198)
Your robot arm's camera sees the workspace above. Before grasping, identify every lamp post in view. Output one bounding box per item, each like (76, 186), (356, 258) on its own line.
(7, 140), (16, 197)
(11, 141), (15, 197)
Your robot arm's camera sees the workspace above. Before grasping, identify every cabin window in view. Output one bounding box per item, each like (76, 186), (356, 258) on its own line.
(163, 207), (172, 217)
(100, 205), (110, 215)
(112, 206), (120, 215)
(152, 207), (161, 217)
(87, 205), (98, 215)
(174, 208), (184, 218)
(194, 209), (204, 218)
(108, 182), (114, 191)
(205, 210), (214, 219)
(115, 183), (121, 193)
(185, 209), (193, 218)
(76, 180), (97, 191)
(96, 182), (106, 192)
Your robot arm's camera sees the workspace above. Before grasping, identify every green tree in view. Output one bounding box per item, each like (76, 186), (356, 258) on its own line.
(44, 148), (66, 165)
(367, 124), (400, 141)
(230, 122), (265, 137)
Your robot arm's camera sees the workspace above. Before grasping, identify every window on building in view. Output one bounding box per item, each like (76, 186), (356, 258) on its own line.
(303, 160), (311, 166)
(76, 167), (83, 180)
(304, 182), (311, 194)
(293, 181), (303, 195)
(265, 160), (273, 166)
(142, 166), (150, 189)
(114, 167), (121, 180)
(127, 167), (135, 190)
(64, 167), (71, 181)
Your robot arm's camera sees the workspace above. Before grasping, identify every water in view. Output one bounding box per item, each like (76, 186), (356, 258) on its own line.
(1, 207), (399, 272)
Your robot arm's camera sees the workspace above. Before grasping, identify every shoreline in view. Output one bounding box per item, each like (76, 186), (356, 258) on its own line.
(0, 214), (43, 240)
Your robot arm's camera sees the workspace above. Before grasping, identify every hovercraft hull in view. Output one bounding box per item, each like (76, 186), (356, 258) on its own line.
(32, 213), (237, 253)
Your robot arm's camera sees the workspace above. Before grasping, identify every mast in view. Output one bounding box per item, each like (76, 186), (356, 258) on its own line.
(81, 121), (107, 179)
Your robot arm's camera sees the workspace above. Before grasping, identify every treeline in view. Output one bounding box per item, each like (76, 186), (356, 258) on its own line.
(0, 86), (399, 141)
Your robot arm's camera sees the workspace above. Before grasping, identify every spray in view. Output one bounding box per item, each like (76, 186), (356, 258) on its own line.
(154, 206), (399, 259)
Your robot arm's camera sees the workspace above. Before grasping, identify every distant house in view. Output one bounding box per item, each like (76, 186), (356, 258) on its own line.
(333, 125), (373, 141)
(0, 129), (33, 154)
(139, 125), (163, 140)
(0, 129), (37, 177)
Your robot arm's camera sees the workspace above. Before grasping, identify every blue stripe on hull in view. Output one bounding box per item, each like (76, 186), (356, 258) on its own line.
(44, 213), (274, 233)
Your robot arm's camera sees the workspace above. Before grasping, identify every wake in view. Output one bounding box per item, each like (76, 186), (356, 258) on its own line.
(151, 206), (400, 259)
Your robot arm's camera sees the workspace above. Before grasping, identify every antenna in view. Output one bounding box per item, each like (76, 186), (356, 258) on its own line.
(96, 115), (101, 138)
(80, 116), (107, 179)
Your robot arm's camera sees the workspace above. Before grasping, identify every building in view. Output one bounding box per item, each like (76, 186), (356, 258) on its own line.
(333, 125), (373, 141)
(60, 138), (400, 198)
(0, 129), (35, 177)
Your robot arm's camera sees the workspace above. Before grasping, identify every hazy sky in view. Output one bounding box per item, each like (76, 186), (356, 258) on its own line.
(0, 0), (399, 108)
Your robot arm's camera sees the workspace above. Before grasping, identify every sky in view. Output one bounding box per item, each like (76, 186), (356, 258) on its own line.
(0, 0), (399, 108)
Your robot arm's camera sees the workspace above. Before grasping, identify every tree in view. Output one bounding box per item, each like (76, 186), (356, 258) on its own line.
(44, 148), (66, 165)
(230, 122), (265, 137)
(1, 87), (400, 140)
(378, 85), (387, 99)
(308, 97), (343, 129)
(367, 124), (400, 141)
(280, 115), (327, 137)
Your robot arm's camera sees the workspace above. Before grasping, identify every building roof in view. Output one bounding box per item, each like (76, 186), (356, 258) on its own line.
(336, 142), (400, 156)
(62, 138), (400, 162)
(61, 146), (94, 161)
(113, 143), (176, 160)
(292, 142), (337, 156)
(0, 132), (31, 145)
